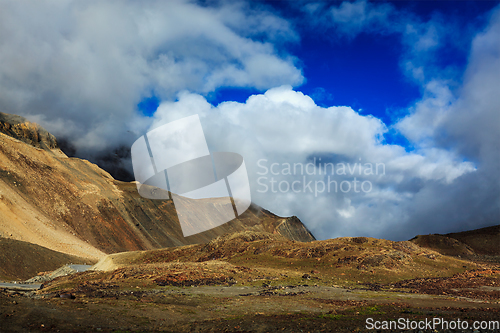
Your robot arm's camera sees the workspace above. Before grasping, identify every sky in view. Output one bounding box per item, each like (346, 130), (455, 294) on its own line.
(0, 0), (499, 241)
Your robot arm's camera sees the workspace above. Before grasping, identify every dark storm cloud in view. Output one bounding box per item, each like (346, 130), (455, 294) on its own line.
(0, 0), (302, 155)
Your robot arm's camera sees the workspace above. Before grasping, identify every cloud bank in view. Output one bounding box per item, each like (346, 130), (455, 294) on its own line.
(0, 0), (302, 153)
(150, 83), (480, 240)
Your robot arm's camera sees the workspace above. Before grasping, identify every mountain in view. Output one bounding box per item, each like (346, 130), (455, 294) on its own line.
(91, 231), (474, 278)
(0, 113), (58, 151)
(445, 225), (500, 256)
(0, 112), (315, 264)
(0, 238), (89, 281)
(410, 224), (500, 257)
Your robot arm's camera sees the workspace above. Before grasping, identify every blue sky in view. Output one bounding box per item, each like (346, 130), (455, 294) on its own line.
(2, 0), (499, 240)
(138, 1), (497, 148)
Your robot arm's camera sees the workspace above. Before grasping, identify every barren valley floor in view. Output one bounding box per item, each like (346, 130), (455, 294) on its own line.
(2, 232), (499, 332)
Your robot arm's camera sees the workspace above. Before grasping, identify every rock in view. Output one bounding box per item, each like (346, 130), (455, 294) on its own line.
(0, 112), (58, 151)
(59, 293), (75, 299)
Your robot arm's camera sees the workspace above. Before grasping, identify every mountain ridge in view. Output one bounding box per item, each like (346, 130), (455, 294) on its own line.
(410, 224), (500, 258)
(0, 112), (58, 151)
(0, 112), (315, 266)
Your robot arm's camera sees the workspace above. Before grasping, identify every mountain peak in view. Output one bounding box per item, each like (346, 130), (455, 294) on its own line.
(0, 112), (58, 151)
(0, 112), (315, 263)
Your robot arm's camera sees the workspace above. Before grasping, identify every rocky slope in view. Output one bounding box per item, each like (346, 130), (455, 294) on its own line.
(0, 112), (314, 262)
(0, 113), (58, 151)
(410, 224), (500, 258)
(0, 238), (89, 281)
(92, 231), (475, 280)
(445, 224), (500, 256)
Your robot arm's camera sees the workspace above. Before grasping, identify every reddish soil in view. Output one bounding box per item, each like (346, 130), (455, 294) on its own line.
(392, 269), (500, 301)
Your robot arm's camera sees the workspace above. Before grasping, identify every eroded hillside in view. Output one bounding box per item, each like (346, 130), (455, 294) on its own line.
(0, 238), (90, 281)
(0, 112), (315, 262)
(91, 231), (479, 286)
(411, 224), (500, 261)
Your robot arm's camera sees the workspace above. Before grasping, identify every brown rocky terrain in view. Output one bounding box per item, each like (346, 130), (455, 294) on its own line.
(0, 112), (314, 266)
(445, 225), (500, 256)
(0, 238), (89, 281)
(1, 231), (499, 332)
(410, 234), (477, 257)
(91, 231), (478, 282)
(0, 113), (58, 151)
(410, 225), (500, 263)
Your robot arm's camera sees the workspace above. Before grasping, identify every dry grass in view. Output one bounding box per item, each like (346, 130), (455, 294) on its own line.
(84, 231), (479, 288)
